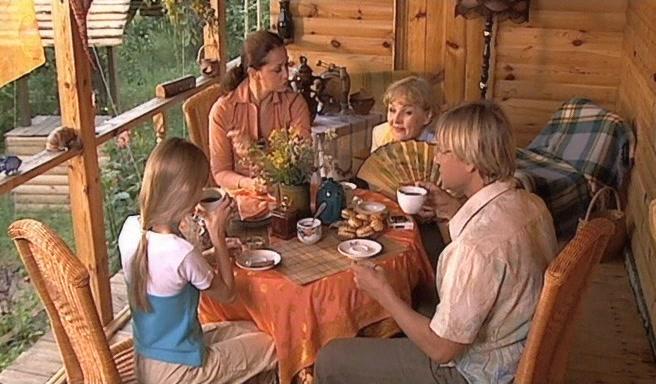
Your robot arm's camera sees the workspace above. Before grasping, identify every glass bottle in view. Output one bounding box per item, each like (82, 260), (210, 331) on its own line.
(310, 166), (322, 214)
(277, 0), (294, 44)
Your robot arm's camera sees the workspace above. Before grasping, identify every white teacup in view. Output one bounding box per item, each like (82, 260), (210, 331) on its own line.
(397, 185), (428, 214)
(297, 218), (322, 245)
(199, 187), (224, 211)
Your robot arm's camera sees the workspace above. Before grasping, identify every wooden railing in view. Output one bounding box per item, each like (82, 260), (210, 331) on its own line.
(0, 75), (219, 195)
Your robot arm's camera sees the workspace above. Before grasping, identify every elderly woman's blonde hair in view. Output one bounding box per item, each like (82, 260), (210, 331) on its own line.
(435, 101), (516, 183)
(382, 76), (436, 114)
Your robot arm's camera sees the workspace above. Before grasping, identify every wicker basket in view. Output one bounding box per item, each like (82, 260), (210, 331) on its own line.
(577, 186), (626, 262)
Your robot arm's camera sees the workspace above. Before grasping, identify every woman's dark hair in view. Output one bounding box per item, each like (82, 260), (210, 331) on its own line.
(222, 30), (285, 92)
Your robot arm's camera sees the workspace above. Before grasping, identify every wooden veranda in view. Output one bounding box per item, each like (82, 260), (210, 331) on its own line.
(1, 0), (656, 383)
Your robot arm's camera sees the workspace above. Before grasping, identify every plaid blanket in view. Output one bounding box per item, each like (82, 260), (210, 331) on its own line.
(527, 98), (635, 192)
(515, 148), (590, 240)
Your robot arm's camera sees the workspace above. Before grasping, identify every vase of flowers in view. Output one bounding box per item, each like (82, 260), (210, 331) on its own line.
(246, 127), (314, 217)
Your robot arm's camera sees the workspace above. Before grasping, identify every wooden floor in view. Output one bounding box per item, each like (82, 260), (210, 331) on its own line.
(1, 260), (655, 383)
(566, 259), (656, 383)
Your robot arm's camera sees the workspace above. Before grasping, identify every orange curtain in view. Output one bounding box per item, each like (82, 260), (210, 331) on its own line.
(0, 0), (45, 87)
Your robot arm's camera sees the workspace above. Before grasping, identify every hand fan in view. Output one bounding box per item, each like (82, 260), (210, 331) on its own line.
(356, 140), (440, 199)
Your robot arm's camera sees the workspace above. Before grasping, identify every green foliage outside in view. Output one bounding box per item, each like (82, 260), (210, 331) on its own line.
(0, 0), (270, 372)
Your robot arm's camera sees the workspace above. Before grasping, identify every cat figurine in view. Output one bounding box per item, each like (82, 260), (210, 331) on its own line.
(45, 127), (82, 152)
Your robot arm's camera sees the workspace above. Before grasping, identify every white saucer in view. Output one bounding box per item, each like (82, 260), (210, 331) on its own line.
(355, 201), (387, 216)
(235, 249), (281, 271)
(337, 239), (383, 259)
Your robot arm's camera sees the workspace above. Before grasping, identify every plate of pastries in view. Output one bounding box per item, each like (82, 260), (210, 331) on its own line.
(336, 207), (386, 240)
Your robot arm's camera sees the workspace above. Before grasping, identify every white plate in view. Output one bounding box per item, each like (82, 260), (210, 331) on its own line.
(337, 239), (383, 259)
(355, 201), (387, 215)
(235, 249), (281, 271)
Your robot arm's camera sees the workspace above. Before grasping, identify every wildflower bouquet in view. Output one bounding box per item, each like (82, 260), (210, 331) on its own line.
(246, 127), (315, 186)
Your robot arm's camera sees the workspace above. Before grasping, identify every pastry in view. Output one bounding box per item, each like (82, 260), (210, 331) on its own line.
(347, 217), (363, 228)
(370, 219), (385, 232)
(355, 213), (370, 221)
(338, 226), (357, 239)
(356, 226), (375, 238)
(342, 209), (356, 219)
(370, 213), (385, 222)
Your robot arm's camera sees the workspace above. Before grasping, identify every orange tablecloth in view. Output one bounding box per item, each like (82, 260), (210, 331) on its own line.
(199, 191), (435, 384)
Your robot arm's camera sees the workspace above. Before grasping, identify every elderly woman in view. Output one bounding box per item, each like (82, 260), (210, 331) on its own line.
(209, 30), (311, 190)
(370, 76), (437, 153)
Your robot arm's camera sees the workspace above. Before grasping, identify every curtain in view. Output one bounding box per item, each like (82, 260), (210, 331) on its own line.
(0, 0), (45, 87)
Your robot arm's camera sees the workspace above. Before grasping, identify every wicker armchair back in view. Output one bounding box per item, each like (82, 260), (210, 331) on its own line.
(9, 219), (135, 384)
(515, 218), (614, 383)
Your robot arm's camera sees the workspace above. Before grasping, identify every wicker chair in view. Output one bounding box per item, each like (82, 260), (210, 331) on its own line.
(183, 83), (224, 160)
(8, 219), (135, 384)
(515, 217), (614, 384)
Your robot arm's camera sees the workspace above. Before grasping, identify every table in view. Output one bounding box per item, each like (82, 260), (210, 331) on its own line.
(311, 112), (384, 178)
(199, 191), (434, 384)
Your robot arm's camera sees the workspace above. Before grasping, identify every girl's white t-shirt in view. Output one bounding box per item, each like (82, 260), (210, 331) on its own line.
(118, 216), (214, 296)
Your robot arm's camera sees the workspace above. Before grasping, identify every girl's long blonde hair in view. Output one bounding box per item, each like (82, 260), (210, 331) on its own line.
(130, 138), (209, 312)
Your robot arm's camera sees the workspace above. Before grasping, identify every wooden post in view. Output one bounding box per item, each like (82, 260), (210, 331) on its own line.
(153, 112), (167, 142)
(204, 0), (228, 77)
(51, 0), (113, 325)
(16, 75), (32, 127)
(107, 46), (120, 114)
(243, 0), (249, 38)
(392, 0), (407, 70)
(255, 0), (261, 30)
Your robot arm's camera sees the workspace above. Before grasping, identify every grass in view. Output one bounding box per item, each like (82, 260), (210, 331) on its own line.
(0, 195), (75, 267)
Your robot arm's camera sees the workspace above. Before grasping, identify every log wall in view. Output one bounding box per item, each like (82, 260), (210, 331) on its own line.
(270, 0), (396, 110)
(270, 0), (394, 73)
(616, 0), (656, 338)
(493, 0), (627, 146)
(33, 0), (130, 47)
(273, 1), (628, 146)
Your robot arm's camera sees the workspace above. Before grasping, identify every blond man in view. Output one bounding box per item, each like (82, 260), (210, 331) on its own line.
(316, 101), (557, 384)
(370, 76), (438, 152)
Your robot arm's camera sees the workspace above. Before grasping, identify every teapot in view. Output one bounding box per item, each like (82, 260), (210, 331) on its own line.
(289, 56), (322, 122)
(316, 178), (345, 225)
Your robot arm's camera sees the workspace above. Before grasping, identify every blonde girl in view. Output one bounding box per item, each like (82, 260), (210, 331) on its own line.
(119, 137), (276, 384)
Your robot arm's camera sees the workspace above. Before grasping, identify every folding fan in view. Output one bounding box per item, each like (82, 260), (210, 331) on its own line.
(356, 140), (440, 199)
